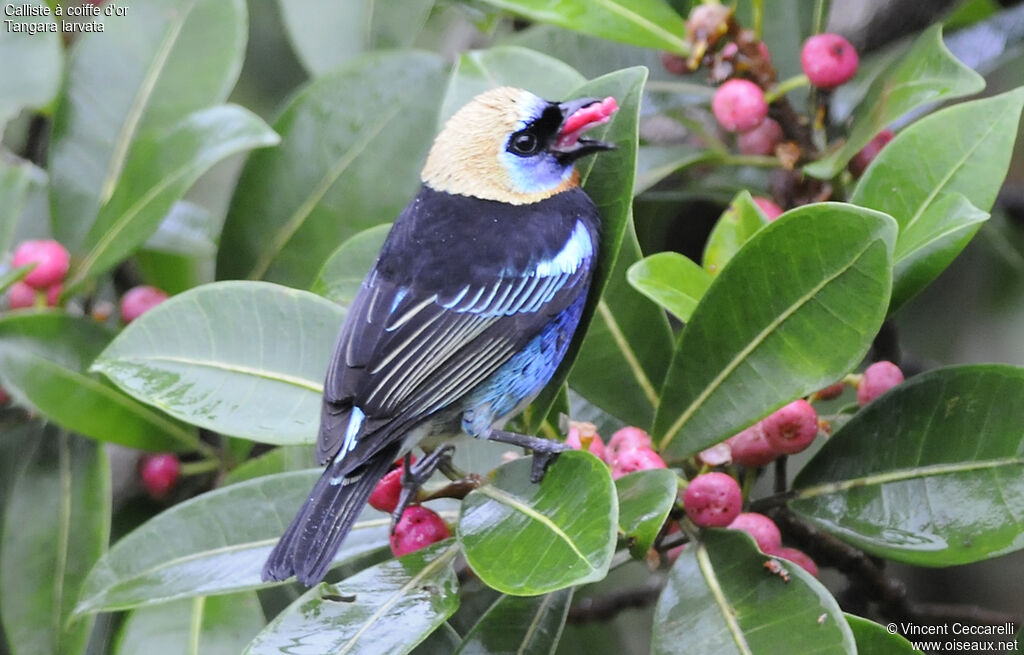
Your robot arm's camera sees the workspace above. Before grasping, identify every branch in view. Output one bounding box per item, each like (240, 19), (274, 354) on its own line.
(567, 578), (663, 623)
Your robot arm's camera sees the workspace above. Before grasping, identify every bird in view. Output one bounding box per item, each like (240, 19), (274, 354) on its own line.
(262, 86), (620, 586)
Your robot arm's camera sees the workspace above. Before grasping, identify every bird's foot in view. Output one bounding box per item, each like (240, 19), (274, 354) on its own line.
(487, 429), (571, 483)
(391, 444), (456, 530)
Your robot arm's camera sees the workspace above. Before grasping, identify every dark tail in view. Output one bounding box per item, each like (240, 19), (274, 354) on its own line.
(262, 443), (400, 586)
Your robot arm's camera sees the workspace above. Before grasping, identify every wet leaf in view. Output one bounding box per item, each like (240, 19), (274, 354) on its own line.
(458, 451), (617, 595)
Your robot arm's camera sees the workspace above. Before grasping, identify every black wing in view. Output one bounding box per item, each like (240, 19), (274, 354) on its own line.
(316, 186), (599, 466)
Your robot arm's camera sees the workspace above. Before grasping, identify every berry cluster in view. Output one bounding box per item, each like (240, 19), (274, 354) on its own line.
(366, 456), (452, 558)
(662, 4), (896, 210)
(5, 238), (174, 496)
(8, 239), (70, 309)
(552, 359), (905, 575)
(4, 238), (170, 323)
(710, 360), (904, 468)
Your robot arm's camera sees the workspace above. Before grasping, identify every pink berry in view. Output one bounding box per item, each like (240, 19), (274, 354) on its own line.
(712, 79), (768, 133)
(761, 400), (818, 455)
(120, 285), (169, 323)
(812, 382), (845, 401)
(390, 506), (450, 557)
(684, 472), (742, 527)
(737, 118), (783, 156)
(369, 466), (403, 513)
(7, 281), (37, 309)
(728, 512), (782, 552)
(605, 426), (653, 464)
(752, 196), (784, 220)
(12, 240), (70, 290)
(612, 447), (667, 479)
(801, 33), (858, 89)
(770, 546), (819, 577)
(857, 360), (904, 406)
(140, 454), (180, 498)
(726, 423), (778, 468)
(756, 41), (771, 64)
(566, 422), (606, 461)
(848, 129), (894, 177)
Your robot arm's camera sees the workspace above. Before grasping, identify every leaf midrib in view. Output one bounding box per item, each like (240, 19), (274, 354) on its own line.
(658, 235), (884, 449)
(696, 544), (753, 655)
(476, 485), (597, 574)
(247, 103), (403, 280)
(74, 112), (275, 288)
(98, 0), (198, 205)
(337, 543), (458, 654)
(95, 353), (324, 393)
(796, 456), (1024, 498)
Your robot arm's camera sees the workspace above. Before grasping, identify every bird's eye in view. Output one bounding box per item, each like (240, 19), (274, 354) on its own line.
(508, 131), (542, 157)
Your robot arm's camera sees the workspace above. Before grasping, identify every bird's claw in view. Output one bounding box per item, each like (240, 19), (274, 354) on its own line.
(529, 446), (568, 483)
(390, 444), (456, 531)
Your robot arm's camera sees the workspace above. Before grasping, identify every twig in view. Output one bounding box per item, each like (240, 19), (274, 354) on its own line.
(773, 455), (788, 494)
(567, 579), (664, 623)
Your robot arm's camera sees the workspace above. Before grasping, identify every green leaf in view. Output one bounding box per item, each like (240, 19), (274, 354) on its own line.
(567, 224), (674, 430)
(224, 446), (318, 485)
(616, 469), (676, 558)
(804, 25), (985, 179)
(0, 311), (199, 451)
(791, 364), (1024, 566)
(627, 252), (712, 323)
(507, 23), (678, 84)
(92, 281), (343, 445)
(412, 623), (462, 655)
(245, 542), (460, 655)
(277, 0), (434, 77)
(651, 530), (856, 655)
(0, 158), (42, 255)
(454, 589), (573, 655)
(136, 201), (219, 294)
(1, 429), (110, 655)
(0, 0), (62, 128)
(114, 593), (265, 655)
(217, 51), (447, 287)
(75, 470), (454, 614)
(458, 451), (617, 595)
(702, 191), (770, 276)
(65, 104), (278, 289)
(0, 265), (33, 295)
(845, 614), (917, 653)
(439, 46), (586, 127)
(475, 0), (689, 55)
(529, 67), (653, 429)
(851, 88), (1024, 311)
(311, 223), (392, 305)
(634, 145), (719, 196)
(49, 0), (247, 251)
(653, 203), (896, 458)
(892, 193), (989, 309)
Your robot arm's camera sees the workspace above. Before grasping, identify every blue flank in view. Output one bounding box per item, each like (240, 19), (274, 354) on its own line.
(460, 291), (587, 437)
